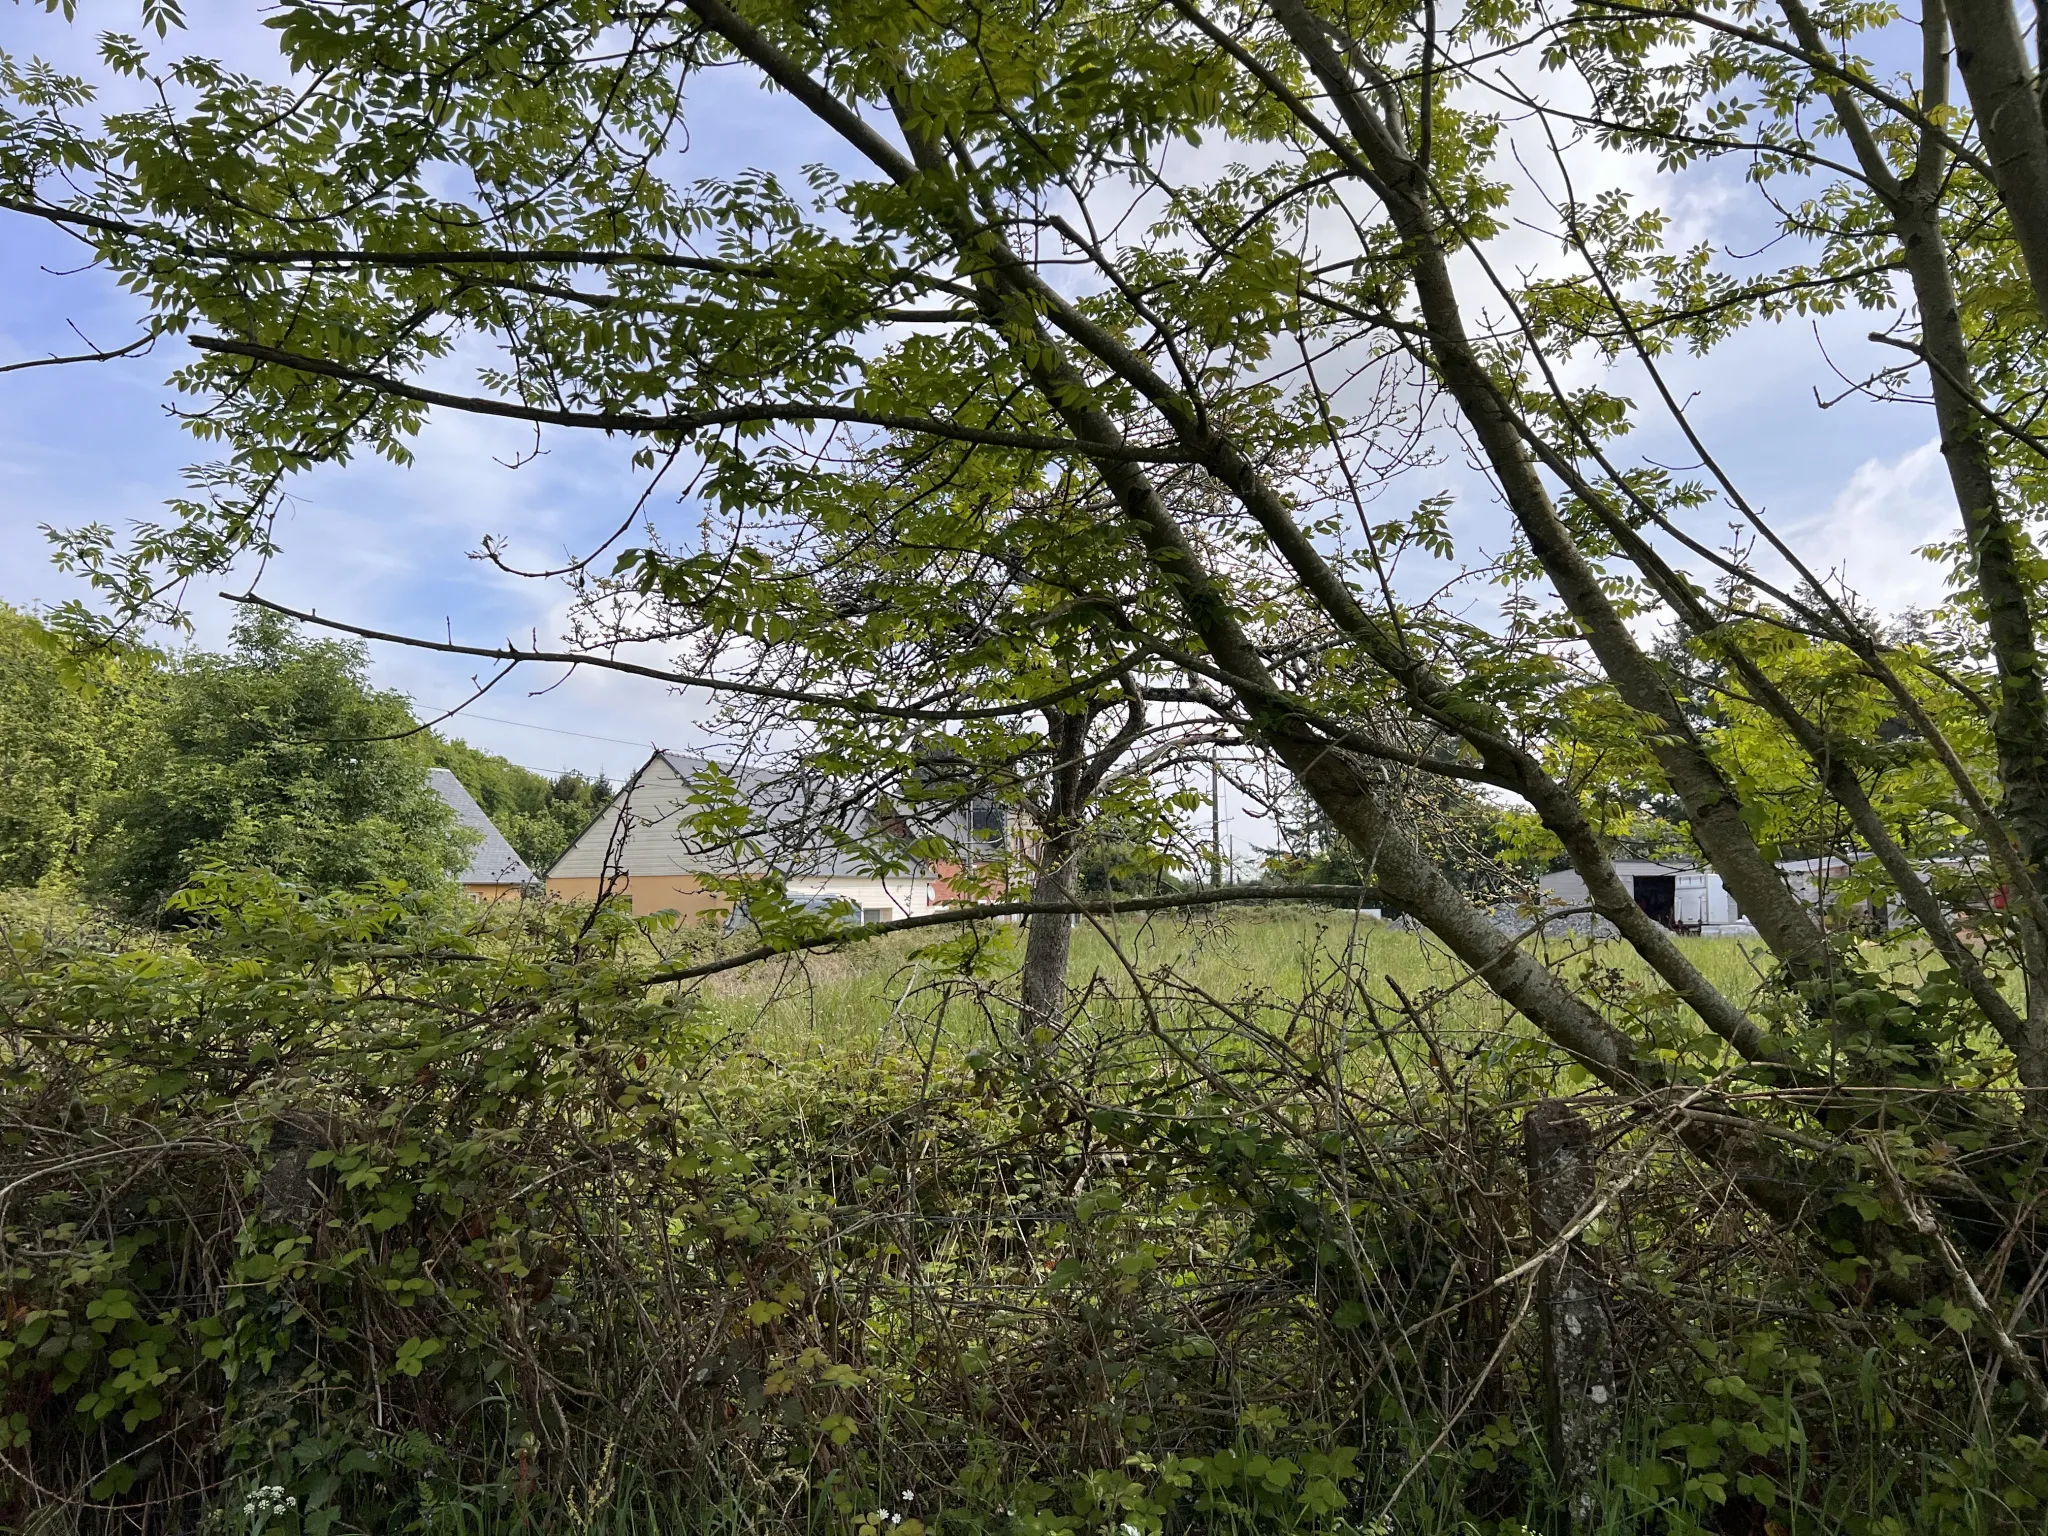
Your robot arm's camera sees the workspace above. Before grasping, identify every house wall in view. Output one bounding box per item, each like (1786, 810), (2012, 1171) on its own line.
(543, 873), (944, 922)
(546, 872), (727, 920)
(547, 751), (998, 921)
(792, 877), (942, 921)
(930, 858), (1013, 904)
(462, 882), (529, 903)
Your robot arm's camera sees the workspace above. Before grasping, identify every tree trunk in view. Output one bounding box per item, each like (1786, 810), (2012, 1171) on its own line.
(1262, 0), (1830, 975)
(1945, 0), (2048, 321)
(1778, 0), (2048, 1084)
(1020, 710), (1090, 1042)
(1019, 840), (1078, 1040)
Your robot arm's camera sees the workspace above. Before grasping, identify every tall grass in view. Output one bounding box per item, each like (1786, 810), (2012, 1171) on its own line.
(706, 905), (1773, 1068)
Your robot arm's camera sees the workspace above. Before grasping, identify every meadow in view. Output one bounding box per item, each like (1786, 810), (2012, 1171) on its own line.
(702, 904), (1777, 1069)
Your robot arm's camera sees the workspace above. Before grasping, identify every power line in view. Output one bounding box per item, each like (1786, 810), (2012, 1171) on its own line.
(503, 759), (608, 780)
(429, 709), (669, 751)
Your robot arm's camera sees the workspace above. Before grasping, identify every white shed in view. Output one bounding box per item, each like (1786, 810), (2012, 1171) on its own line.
(1538, 859), (1753, 936)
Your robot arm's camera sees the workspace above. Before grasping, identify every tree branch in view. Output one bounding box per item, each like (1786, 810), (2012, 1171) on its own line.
(220, 591), (1155, 722)
(187, 336), (1187, 462)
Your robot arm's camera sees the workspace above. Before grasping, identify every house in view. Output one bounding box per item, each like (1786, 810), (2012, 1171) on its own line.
(429, 768), (536, 899)
(1537, 858), (1754, 937)
(544, 750), (1002, 921)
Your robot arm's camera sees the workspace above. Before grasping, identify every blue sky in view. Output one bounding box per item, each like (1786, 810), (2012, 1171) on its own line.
(0, 3), (1960, 800)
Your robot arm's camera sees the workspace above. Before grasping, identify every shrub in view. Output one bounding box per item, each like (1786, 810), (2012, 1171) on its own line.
(5, 881), (2046, 1534)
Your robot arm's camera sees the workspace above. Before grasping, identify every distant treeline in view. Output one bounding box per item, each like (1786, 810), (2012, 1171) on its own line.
(0, 604), (610, 914)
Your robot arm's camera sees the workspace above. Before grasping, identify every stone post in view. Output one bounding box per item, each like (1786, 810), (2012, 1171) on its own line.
(1525, 1100), (1615, 1524)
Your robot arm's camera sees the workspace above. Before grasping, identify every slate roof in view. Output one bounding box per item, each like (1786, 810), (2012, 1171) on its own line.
(429, 768), (536, 886)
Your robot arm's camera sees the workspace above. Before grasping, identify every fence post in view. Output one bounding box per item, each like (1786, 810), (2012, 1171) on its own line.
(260, 1116), (326, 1227)
(1525, 1099), (1616, 1524)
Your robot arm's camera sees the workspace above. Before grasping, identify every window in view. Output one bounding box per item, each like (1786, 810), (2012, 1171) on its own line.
(968, 797), (1006, 842)
(862, 907), (892, 926)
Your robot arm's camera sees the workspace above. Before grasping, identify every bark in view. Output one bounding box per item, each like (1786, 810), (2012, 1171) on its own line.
(1945, 0), (2048, 322)
(1020, 836), (1079, 1039)
(1160, 456), (1777, 1063)
(259, 1117), (328, 1227)
(1273, 735), (1653, 1085)
(1526, 1102), (1616, 1523)
(1504, 760), (1790, 1069)
(1262, 0), (1831, 975)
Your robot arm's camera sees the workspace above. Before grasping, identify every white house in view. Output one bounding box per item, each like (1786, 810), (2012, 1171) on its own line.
(545, 750), (1001, 922)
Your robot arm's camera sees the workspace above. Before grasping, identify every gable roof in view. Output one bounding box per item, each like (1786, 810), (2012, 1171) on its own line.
(429, 768), (536, 887)
(546, 750), (968, 883)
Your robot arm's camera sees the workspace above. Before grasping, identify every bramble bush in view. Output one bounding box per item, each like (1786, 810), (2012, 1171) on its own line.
(5, 878), (2047, 1534)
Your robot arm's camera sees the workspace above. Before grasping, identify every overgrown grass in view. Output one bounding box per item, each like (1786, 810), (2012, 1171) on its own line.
(9, 882), (2042, 1536)
(707, 905), (1775, 1067)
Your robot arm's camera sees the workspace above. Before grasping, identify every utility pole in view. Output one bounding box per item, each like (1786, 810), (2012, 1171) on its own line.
(1210, 753), (1224, 887)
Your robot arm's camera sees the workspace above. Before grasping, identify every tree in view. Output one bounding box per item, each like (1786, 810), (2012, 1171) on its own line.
(87, 611), (466, 915)
(0, 604), (129, 890)
(600, 451), (1222, 1032)
(7, 0), (2048, 1280)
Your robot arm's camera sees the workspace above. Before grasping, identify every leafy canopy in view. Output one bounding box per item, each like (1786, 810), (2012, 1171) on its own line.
(85, 610), (467, 914)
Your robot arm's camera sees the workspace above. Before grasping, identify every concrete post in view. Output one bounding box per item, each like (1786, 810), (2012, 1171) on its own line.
(1525, 1099), (1615, 1523)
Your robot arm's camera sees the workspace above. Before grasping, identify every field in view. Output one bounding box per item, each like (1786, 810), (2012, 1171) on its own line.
(701, 904), (1776, 1064)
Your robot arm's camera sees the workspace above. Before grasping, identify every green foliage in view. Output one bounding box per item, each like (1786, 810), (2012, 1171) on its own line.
(0, 604), (134, 890)
(7, 2), (2048, 1529)
(0, 606), (620, 911)
(427, 736), (611, 873)
(7, 888), (2045, 1534)
(81, 611), (466, 916)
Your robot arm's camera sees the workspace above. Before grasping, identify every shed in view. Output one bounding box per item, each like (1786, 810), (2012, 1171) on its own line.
(1538, 859), (1753, 936)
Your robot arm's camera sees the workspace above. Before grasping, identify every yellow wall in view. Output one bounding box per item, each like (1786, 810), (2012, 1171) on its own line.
(462, 881), (530, 903)
(545, 873), (731, 920)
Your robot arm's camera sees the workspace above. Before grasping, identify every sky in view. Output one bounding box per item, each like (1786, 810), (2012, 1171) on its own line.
(0, 3), (1964, 839)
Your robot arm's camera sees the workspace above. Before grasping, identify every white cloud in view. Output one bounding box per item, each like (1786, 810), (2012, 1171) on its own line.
(1791, 438), (1956, 615)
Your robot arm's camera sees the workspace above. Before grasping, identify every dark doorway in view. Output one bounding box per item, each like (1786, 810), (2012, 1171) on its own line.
(1632, 874), (1677, 928)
